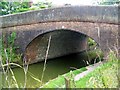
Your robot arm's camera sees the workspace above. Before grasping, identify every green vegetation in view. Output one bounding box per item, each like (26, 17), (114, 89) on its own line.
(0, 32), (21, 64)
(41, 51), (119, 88)
(0, 32), (22, 89)
(75, 51), (119, 88)
(40, 67), (87, 88)
(30, 1), (52, 10)
(0, 0), (52, 16)
(0, 32), (27, 88)
(88, 38), (97, 49)
(97, 0), (120, 5)
(0, 31), (20, 88)
(0, 0), (30, 15)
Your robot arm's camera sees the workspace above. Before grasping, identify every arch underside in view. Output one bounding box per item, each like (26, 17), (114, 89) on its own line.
(25, 30), (89, 64)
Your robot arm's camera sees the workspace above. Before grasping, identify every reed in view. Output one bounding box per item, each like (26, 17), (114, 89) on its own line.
(40, 35), (52, 86)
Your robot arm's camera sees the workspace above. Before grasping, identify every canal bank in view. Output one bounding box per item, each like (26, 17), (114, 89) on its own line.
(41, 51), (119, 88)
(1, 49), (103, 88)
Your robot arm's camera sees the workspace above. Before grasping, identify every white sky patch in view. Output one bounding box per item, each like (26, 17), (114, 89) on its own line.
(49, 0), (93, 5)
(32, 0), (98, 5)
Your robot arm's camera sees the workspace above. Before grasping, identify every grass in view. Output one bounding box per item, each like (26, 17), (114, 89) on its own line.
(76, 56), (119, 88)
(40, 67), (87, 88)
(40, 51), (119, 88)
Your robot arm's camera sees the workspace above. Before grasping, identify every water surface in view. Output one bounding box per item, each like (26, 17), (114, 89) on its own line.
(2, 51), (100, 88)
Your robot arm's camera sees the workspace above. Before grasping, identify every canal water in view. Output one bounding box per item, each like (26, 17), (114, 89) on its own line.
(2, 50), (101, 88)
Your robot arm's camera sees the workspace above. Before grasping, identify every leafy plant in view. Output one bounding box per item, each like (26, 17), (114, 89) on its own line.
(0, 0), (31, 15)
(87, 38), (97, 49)
(0, 0), (53, 16)
(1, 32), (21, 64)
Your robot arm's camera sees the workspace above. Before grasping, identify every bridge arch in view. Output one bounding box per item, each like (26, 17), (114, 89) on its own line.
(24, 29), (99, 64)
(1, 6), (119, 63)
(15, 21), (101, 54)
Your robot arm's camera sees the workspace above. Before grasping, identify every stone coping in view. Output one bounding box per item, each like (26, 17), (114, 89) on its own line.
(0, 5), (119, 28)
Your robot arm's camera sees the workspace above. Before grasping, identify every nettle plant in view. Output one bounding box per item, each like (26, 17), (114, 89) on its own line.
(88, 38), (97, 49)
(1, 32), (21, 64)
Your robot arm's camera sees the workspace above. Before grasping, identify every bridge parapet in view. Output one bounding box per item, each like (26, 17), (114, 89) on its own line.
(0, 5), (119, 28)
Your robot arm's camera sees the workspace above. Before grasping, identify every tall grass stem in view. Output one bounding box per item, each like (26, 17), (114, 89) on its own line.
(41, 35), (52, 85)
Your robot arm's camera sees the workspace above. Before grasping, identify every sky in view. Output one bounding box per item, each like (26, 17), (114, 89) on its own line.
(32, 0), (99, 5)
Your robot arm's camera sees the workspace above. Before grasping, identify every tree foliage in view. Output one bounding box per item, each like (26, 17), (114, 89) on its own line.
(0, 0), (52, 16)
(98, 0), (120, 5)
(0, 0), (30, 15)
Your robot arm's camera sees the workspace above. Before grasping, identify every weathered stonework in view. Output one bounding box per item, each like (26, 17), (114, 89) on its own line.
(0, 6), (119, 64)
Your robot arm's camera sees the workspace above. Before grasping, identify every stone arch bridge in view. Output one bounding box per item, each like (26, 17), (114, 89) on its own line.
(0, 6), (119, 64)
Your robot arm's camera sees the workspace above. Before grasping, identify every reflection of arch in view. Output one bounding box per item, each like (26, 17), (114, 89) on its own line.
(24, 29), (93, 64)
